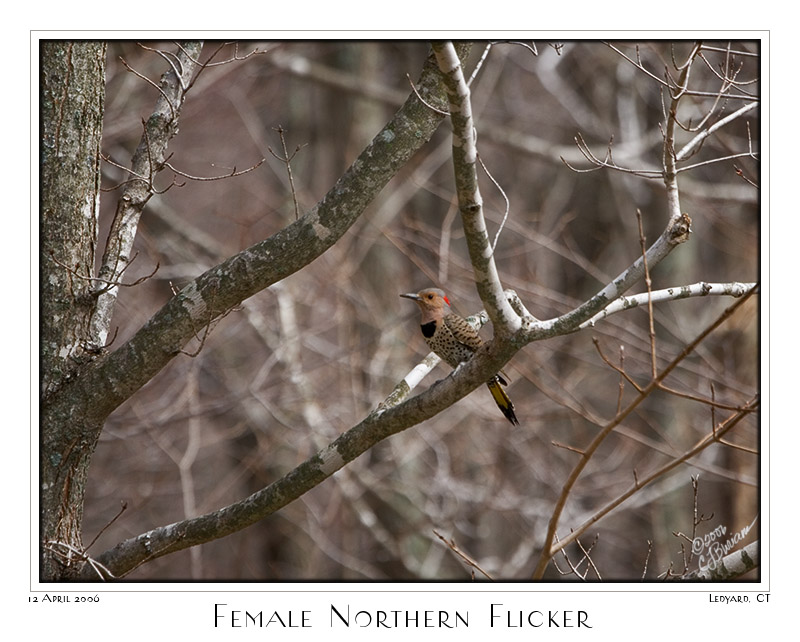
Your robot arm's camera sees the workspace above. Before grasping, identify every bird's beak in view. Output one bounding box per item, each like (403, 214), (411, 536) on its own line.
(400, 292), (421, 301)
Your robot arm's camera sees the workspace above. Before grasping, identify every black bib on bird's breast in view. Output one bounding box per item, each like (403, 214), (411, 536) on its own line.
(420, 321), (436, 338)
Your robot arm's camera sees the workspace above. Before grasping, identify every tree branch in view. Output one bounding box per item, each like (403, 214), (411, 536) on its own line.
(90, 42), (204, 349)
(431, 40), (520, 336)
(680, 540), (759, 580)
(675, 101), (758, 162)
(578, 281), (757, 330)
(662, 43), (702, 225)
(522, 212), (693, 339)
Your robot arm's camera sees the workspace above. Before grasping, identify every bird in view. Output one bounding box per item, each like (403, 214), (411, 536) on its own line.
(400, 288), (519, 425)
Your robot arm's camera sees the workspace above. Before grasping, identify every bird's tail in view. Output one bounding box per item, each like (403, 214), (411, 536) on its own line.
(486, 376), (519, 426)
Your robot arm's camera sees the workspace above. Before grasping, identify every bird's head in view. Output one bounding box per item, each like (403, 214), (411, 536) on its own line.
(400, 288), (452, 318)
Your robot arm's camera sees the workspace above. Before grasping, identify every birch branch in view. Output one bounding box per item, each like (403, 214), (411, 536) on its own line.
(675, 101), (758, 162)
(90, 41), (204, 348)
(431, 40), (520, 335)
(680, 540), (759, 580)
(662, 43), (702, 225)
(579, 281), (757, 330)
(522, 212), (693, 339)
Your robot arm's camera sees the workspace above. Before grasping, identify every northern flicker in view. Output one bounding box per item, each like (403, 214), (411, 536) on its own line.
(400, 288), (519, 425)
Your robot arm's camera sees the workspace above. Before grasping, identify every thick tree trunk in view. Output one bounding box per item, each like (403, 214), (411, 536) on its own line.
(40, 41), (106, 581)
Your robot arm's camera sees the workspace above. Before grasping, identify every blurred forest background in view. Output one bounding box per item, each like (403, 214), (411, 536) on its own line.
(81, 41), (758, 580)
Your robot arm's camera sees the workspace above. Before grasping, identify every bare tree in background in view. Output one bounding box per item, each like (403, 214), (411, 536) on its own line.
(40, 40), (759, 581)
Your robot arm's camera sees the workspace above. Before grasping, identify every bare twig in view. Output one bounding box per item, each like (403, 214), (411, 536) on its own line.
(180, 302), (241, 358)
(671, 475), (716, 575)
(552, 441), (585, 455)
(605, 42), (672, 88)
(698, 44), (758, 58)
(138, 42), (189, 91)
(697, 45), (758, 90)
(164, 157), (265, 182)
(616, 346), (626, 413)
(100, 152), (149, 186)
(49, 249), (159, 294)
(636, 209), (657, 378)
(477, 153), (511, 253)
(576, 534), (602, 580)
(43, 540), (117, 580)
(563, 133), (662, 179)
(171, 40), (270, 70)
(467, 43), (492, 86)
(677, 151), (759, 174)
(406, 73), (450, 115)
(433, 530), (493, 579)
(84, 501), (128, 553)
(593, 338), (643, 392)
(641, 540), (653, 580)
(267, 126), (305, 220)
(554, 532), (601, 580)
(734, 164), (759, 188)
(119, 56), (177, 120)
(658, 381), (758, 413)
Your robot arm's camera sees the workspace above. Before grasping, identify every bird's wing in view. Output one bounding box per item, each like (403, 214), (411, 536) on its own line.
(443, 314), (483, 352)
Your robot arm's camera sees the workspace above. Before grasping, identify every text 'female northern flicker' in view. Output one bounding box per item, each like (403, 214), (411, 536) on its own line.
(400, 288), (519, 425)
